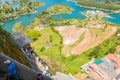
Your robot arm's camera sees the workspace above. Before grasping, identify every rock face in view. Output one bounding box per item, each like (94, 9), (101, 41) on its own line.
(0, 28), (30, 66)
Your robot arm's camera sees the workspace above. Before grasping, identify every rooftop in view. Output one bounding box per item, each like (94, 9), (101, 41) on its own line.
(98, 57), (117, 79)
(81, 54), (120, 80)
(12, 32), (33, 48)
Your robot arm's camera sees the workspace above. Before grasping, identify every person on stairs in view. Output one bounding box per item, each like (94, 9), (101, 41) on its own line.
(4, 60), (19, 80)
(34, 73), (43, 80)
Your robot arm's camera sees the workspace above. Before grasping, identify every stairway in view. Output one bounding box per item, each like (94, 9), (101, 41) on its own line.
(0, 53), (76, 80)
(51, 72), (76, 80)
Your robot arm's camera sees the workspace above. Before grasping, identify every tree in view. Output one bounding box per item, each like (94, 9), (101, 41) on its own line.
(103, 24), (108, 31)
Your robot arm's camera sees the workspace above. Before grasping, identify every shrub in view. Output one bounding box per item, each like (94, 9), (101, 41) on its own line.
(25, 30), (40, 41)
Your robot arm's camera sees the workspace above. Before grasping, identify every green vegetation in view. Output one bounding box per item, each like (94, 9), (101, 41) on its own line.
(35, 13), (84, 27)
(74, 0), (120, 12)
(13, 9), (119, 74)
(89, 26), (112, 44)
(25, 30), (40, 41)
(64, 32), (119, 74)
(21, 23), (119, 74)
(28, 27), (66, 74)
(47, 4), (73, 15)
(0, 28), (30, 67)
(0, 1), (43, 25)
(12, 6), (119, 76)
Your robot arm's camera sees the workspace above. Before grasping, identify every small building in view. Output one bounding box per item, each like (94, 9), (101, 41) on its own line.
(12, 32), (33, 48)
(81, 54), (120, 80)
(86, 10), (104, 17)
(117, 33), (120, 37)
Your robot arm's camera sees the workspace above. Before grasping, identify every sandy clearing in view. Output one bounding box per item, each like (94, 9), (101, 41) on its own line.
(71, 29), (92, 54)
(55, 25), (86, 45)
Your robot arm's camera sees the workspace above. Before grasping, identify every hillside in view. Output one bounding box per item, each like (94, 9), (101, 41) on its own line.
(12, 9), (120, 80)
(0, 0), (120, 80)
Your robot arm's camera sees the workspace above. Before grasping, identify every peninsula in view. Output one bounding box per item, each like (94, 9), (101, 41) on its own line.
(69, 0), (120, 13)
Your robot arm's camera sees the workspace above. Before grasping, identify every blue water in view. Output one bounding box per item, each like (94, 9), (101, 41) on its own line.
(94, 59), (103, 65)
(12, 3), (20, 10)
(103, 13), (120, 25)
(0, 0), (12, 6)
(1, 0), (120, 33)
(94, 0), (103, 4)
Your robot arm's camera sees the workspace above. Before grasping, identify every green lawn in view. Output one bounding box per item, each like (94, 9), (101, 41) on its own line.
(64, 53), (90, 74)
(30, 27), (66, 74)
(31, 27), (61, 58)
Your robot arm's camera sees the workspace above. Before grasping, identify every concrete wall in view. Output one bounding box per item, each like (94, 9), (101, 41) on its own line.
(0, 53), (38, 80)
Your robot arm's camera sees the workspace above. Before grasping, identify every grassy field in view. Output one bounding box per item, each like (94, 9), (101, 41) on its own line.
(30, 27), (67, 74)
(89, 26), (112, 46)
(31, 27), (61, 58)
(30, 27), (90, 74)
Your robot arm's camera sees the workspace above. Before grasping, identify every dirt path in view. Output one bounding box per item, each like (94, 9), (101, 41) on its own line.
(72, 26), (117, 55)
(89, 26), (117, 49)
(71, 29), (92, 54)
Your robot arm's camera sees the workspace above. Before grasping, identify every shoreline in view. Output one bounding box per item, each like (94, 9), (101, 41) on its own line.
(81, 11), (111, 18)
(0, 11), (35, 26)
(78, 4), (120, 13)
(68, 0), (120, 13)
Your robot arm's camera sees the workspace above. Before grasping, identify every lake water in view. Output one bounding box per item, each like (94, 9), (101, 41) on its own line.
(1, 0), (120, 33)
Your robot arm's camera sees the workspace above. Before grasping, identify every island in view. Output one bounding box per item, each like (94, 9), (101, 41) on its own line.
(47, 4), (73, 15)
